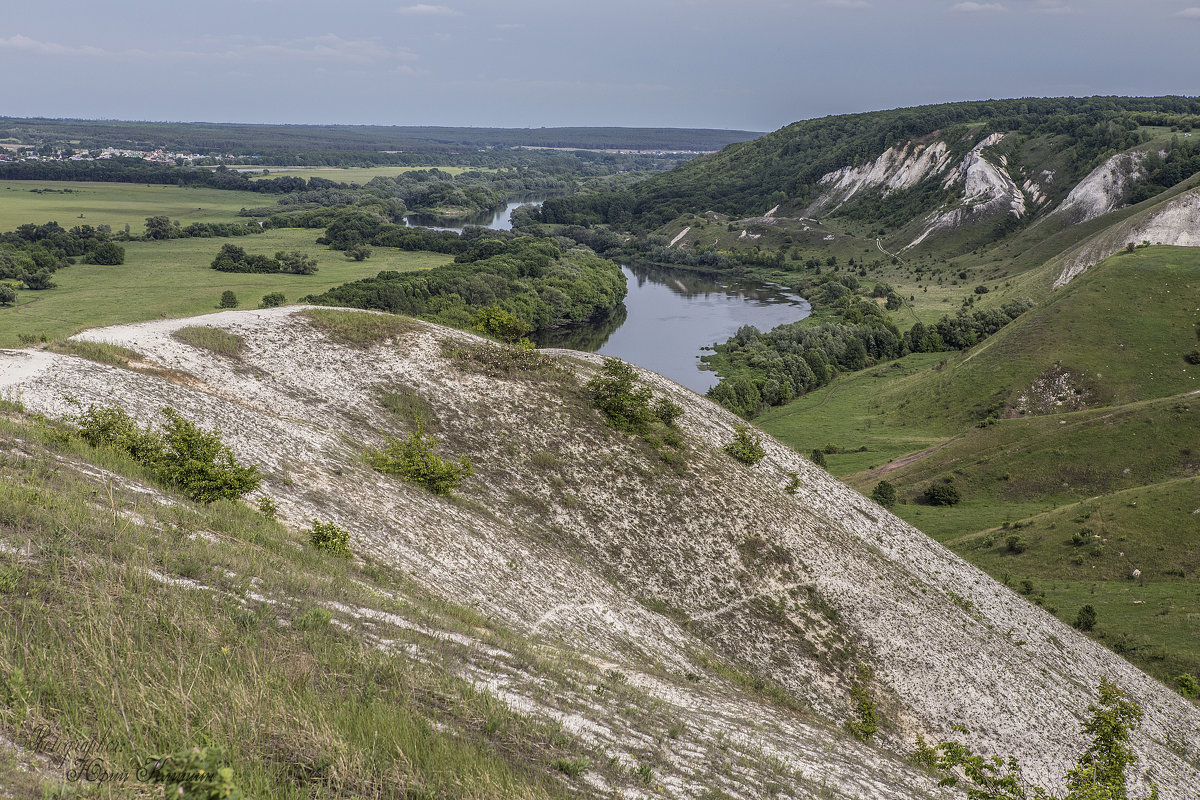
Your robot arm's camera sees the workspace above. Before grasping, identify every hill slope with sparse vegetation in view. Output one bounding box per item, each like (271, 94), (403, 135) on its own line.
(2, 306), (1199, 799)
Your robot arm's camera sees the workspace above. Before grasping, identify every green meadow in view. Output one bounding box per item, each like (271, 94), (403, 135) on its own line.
(1, 228), (451, 346)
(0, 180), (269, 234)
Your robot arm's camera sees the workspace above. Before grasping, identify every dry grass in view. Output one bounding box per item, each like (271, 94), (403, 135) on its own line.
(49, 339), (143, 368)
(172, 326), (246, 357)
(300, 308), (417, 348)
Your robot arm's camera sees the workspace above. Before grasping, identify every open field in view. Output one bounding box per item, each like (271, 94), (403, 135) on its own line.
(0, 180), (269, 233)
(0, 228), (451, 346)
(245, 165), (482, 181)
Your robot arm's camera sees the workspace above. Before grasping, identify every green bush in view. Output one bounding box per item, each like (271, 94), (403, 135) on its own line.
(0, 284), (15, 306)
(260, 291), (286, 308)
(847, 665), (878, 741)
(1074, 604), (1097, 632)
(1006, 534), (1029, 554)
(923, 482), (961, 506)
(1176, 673), (1199, 698)
(810, 449), (827, 468)
(785, 470), (801, 494)
(218, 290), (238, 308)
(870, 480), (896, 508)
(75, 405), (260, 504)
(308, 520), (352, 558)
(154, 409), (261, 503)
(471, 305), (532, 344)
(586, 357), (655, 433)
(653, 396), (684, 426)
(256, 494), (277, 520)
(723, 425), (766, 465)
(368, 423), (473, 496)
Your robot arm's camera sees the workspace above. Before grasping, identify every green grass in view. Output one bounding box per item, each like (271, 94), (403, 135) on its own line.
(0, 228), (452, 346)
(0, 411), (588, 798)
(300, 307), (420, 348)
(172, 326), (246, 357)
(47, 339), (143, 368)
(754, 246), (1200, 692)
(0, 180), (268, 234)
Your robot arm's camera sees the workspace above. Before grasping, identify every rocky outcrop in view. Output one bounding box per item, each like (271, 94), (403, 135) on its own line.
(906, 133), (1026, 249)
(808, 141), (953, 214)
(1056, 151), (1150, 224)
(1053, 185), (1200, 287)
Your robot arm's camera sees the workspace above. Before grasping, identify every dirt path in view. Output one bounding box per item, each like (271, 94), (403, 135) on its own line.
(859, 438), (954, 481)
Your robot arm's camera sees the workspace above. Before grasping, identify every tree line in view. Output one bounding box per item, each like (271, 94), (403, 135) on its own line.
(304, 236), (625, 334)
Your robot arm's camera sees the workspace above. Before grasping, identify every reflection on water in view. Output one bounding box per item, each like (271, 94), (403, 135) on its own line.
(403, 198), (545, 233)
(536, 305), (629, 351)
(536, 264), (810, 393)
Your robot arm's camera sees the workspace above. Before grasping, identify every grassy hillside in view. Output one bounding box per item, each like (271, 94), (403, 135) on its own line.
(0, 228), (450, 346)
(757, 246), (1200, 684)
(0, 409), (589, 798)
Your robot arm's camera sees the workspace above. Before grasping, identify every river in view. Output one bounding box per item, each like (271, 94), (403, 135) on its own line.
(402, 199), (810, 393)
(537, 265), (810, 393)
(403, 198), (545, 233)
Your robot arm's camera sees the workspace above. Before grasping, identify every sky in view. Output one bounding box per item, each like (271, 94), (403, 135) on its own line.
(1, 0), (1198, 134)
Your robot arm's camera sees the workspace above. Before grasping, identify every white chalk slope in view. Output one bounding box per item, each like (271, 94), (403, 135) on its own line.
(2, 309), (1198, 799)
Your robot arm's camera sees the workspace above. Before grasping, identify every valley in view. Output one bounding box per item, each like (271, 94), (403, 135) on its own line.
(2, 101), (1200, 799)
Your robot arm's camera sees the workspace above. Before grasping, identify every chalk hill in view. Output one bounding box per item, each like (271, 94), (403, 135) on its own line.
(1, 307), (1198, 797)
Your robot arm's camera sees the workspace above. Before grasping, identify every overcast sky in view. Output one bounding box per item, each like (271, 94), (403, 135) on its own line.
(2, 0), (1198, 133)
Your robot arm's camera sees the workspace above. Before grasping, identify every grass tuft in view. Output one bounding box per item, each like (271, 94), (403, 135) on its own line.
(173, 325), (246, 357)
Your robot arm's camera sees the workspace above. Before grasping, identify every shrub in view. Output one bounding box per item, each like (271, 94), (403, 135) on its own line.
(653, 397), (684, 426)
(275, 250), (318, 275)
(154, 408), (261, 503)
(346, 243), (373, 261)
(810, 449), (827, 468)
(723, 425), (766, 465)
(86, 241), (125, 265)
(870, 480), (896, 508)
(847, 665), (878, 741)
(218, 290), (238, 308)
(1006, 534), (1029, 554)
(923, 482), (961, 506)
(1185, 349), (1200, 365)
(471, 305), (532, 344)
(368, 422), (473, 496)
(0, 284), (15, 305)
(1074, 604), (1097, 632)
(76, 405), (259, 503)
(1176, 673), (1199, 698)
(308, 520), (352, 558)
(785, 470), (801, 494)
(256, 494), (277, 520)
(260, 291), (286, 308)
(586, 357), (655, 433)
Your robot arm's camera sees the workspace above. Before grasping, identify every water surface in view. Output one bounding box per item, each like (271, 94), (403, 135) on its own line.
(537, 265), (810, 393)
(403, 198), (545, 233)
